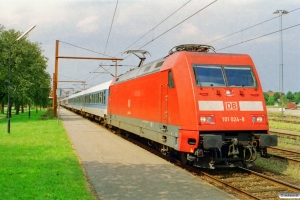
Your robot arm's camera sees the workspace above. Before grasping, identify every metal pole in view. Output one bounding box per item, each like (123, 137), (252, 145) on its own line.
(53, 40), (59, 117)
(7, 47), (12, 133)
(115, 60), (118, 78)
(274, 10), (288, 119)
(279, 11), (284, 119)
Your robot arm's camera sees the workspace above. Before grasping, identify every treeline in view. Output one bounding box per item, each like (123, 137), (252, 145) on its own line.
(0, 25), (51, 116)
(263, 91), (300, 106)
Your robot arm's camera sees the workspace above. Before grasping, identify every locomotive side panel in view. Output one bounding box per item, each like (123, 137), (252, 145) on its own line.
(108, 69), (181, 149)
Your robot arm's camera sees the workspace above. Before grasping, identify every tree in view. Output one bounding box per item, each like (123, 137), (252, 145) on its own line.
(0, 26), (51, 116)
(282, 95), (288, 106)
(286, 91), (294, 102)
(267, 96), (275, 106)
(263, 92), (269, 103)
(294, 92), (300, 104)
(273, 92), (280, 102)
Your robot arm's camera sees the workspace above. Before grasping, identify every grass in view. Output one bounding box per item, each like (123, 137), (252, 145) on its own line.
(276, 136), (300, 152)
(254, 155), (300, 182)
(0, 111), (5, 118)
(254, 112), (300, 182)
(269, 120), (300, 132)
(268, 112), (300, 119)
(0, 109), (94, 200)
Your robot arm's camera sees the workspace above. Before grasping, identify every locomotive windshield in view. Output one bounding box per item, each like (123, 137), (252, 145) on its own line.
(193, 65), (256, 87)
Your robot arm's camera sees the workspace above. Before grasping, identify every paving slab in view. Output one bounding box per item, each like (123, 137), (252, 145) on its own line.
(59, 107), (237, 200)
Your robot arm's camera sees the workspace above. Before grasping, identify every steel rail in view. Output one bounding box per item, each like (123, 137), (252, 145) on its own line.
(239, 167), (300, 192)
(125, 133), (300, 199)
(268, 147), (300, 163)
(123, 136), (259, 200)
(269, 117), (300, 124)
(270, 146), (300, 154)
(270, 131), (300, 139)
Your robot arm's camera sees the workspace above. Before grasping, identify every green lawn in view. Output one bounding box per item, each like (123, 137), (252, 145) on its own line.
(0, 109), (94, 200)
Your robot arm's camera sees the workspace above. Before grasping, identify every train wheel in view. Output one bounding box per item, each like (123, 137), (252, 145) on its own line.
(179, 152), (188, 164)
(147, 140), (153, 147)
(122, 131), (130, 138)
(116, 128), (121, 135)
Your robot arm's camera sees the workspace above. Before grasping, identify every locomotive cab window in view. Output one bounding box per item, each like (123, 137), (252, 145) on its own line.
(193, 65), (225, 86)
(193, 65), (256, 87)
(224, 66), (256, 87)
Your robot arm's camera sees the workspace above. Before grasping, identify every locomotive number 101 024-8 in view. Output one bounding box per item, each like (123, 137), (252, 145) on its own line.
(222, 116), (245, 122)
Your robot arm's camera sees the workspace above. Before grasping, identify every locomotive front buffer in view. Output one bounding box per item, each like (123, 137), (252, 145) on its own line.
(190, 133), (278, 169)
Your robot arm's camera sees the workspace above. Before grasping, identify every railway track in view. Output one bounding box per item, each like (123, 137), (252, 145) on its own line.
(203, 167), (300, 200)
(113, 131), (300, 200)
(268, 147), (300, 163)
(270, 130), (300, 141)
(269, 117), (300, 124)
(70, 110), (300, 199)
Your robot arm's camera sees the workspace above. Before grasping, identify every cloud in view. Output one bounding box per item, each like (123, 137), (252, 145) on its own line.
(77, 16), (99, 33)
(176, 23), (202, 42)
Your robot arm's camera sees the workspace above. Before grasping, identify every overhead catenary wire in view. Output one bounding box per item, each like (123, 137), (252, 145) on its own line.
(59, 73), (86, 82)
(85, 0), (217, 85)
(117, 0), (217, 63)
(121, 0), (192, 53)
(103, 0), (119, 55)
(138, 0), (217, 50)
(206, 7), (300, 44)
(59, 40), (114, 58)
(97, 0), (192, 74)
(88, 0), (119, 81)
(217, 23), (300, 51)
(58, 1), (209, 87)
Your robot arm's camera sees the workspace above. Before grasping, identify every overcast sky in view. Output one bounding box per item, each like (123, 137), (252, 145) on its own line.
(1, 0), (300, 94)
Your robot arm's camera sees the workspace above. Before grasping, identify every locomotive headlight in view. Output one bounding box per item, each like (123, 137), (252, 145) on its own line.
(200, 117), (206, 123)
(225, 90), (234, 96)
(256, 116), (263, 122)
(251, 115), (265, 124)
(200, 115), (215, 125)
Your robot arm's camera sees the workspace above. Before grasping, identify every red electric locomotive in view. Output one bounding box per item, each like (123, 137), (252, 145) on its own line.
(107, 44), (277, 168)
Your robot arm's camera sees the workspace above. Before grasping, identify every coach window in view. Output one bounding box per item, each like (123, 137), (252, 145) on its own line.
(103, 92), (106, 104)
(99, 92), (102, 104)
(168, 70), (175, 88)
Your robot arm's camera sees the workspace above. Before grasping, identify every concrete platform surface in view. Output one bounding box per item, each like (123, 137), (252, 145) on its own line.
(59, 107), (237, 200)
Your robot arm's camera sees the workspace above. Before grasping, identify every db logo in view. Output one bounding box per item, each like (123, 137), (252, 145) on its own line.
(225, 102), (238, 110)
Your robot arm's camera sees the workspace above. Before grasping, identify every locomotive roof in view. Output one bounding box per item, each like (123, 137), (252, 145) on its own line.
(64, 80), (112, 100)
(115, 57), (165, 84)
(115, 44), (215, 84)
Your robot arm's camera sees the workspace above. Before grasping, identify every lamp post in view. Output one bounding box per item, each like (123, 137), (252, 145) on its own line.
(8, 25), (36, 133)
(273, 10), (288, 119)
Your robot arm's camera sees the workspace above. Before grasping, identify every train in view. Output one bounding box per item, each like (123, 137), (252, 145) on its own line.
(60, 44), (277, 169)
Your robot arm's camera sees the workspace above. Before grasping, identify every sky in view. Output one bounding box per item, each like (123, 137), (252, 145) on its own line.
(1, 0), (300, 95)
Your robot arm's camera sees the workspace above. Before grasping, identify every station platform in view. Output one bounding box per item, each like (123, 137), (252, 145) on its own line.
(59, 107), (237, 200)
